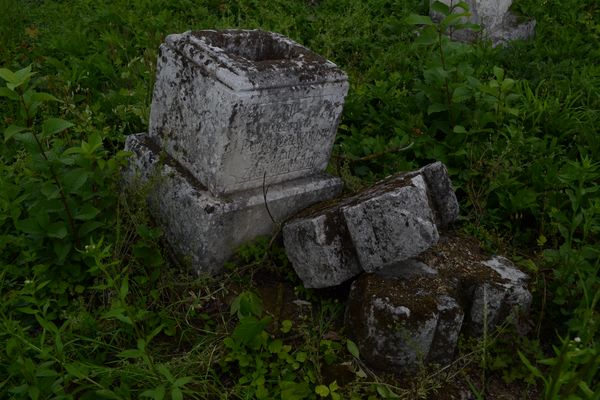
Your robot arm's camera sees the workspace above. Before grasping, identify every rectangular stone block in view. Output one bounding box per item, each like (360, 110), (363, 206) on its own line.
(124, 133), (343, 274)
(283, 164), (456, 287)
(283, 204), (362, 289)
(149, 29), (348, 196)
(341, 174), (439, 272)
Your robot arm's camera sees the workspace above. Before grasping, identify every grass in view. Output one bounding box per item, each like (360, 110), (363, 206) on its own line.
(0, 0), (598, 398)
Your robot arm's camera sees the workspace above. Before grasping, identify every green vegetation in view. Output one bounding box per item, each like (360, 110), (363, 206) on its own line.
(1, 0), (598, 398)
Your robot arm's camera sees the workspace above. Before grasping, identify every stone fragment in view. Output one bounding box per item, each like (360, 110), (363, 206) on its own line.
(341, 175), (439, 272)
(344, 234), (531, 374)
(148, 29), (348, 196)
(283, 163), (460, 288)
(431, 0), (535, 46)
(124, 134), (342, 274)
(418, 162), (459, 227)
(416, 235), (532, 336)
(344, 268), (462, 372)
(283, 170), (442, 288)
(282, 208), (361, 289)
(466, 256), (532, 335)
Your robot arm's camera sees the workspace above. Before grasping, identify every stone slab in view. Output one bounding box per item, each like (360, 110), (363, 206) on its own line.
(419, 162), (459, 227)
(467, 256), (532, 335)
(283, 163), (458, 288)
(148, 29), (348, 196)
(344, 234), (531, 373)
(345, 271), (460, 372)
(124, 133), (343, 274)
(342, 174), (439, 272)
(282, 209), (361, 289)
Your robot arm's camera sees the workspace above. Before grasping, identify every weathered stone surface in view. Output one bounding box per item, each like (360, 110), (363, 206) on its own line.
(345, 269), (461, 372)
(344, 234), (531, 373)
(432, 0), (535, 46)
(467, 256), (532, 335)
(419, 162), (459, 227)
(283, 163), (457, 288)
(148, 29), (348, 196)
(417, 234), (532, 335)
(342, 174), (439, 272)
(124, 133), (342, 274)
(282, 209), (361, 289)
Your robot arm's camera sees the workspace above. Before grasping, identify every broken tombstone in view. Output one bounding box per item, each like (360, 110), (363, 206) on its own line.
(431, 0), (536, 46)
(124, 29), (348, 274)
(344, 233), (531, 373)
(344, 263), (464, 373)
(283, 162), (458, 288)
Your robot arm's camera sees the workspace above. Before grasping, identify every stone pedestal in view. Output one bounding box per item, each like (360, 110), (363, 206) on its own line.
(125, 30), (348, 274)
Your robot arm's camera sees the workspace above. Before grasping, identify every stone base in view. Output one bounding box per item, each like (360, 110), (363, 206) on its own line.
(124, 133), (343, 275)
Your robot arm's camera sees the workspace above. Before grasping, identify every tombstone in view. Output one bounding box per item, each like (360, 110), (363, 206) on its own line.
(124, 30), (348, 274)
(432, 0), (536, 45)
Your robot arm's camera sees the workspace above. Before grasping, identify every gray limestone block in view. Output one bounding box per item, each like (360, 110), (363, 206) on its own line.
(124, 133), (342, 275)
(282, 210), (361, 289)
(148, 29), (348, 196)
(419, 162), (459, 227)
(342, 174), (440, 272)
(416, 235), (532, 336)
(428, 295), (464, 365)
(467, 256), (532, 335)
(345, 271), (461, 373)
(283, 164), (457, 288)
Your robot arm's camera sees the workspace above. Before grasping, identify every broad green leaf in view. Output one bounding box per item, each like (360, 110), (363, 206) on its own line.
(493, 66), (505, 81)
(442, 12), (471, 28)
(0, 68), (17, 83)
(346, 339), (360, 359)
(0, 87), (18, 100)
(173, 377), (193, 387)
(157, 364), (175, 381)
(64, 362), (90, 379)
(104, 307), (133, 325)
(4, 125), (27, 142)
(453, 125), (468, 134)
(62, 168), (88, 193)
(427, 103), (448, 114)
(315, 385), (330, 397)
(79, 221), (104, 236)
(14, 65), (34, 82)
(31, 92), (59, 102)
(268, 339), (283, 353)
(46, 222), (68, 239)
(452, 86), (471, 102)
(430, 1), (450, 15)
(41, 182), (60, 199)
(414, 26), (438, 45)
(140, 385), (166, 400)
(453, 1), (471, 12)
(75, 204), (100, 220)
(405, 14), (434, 26)
(171, 387), (183, 400)
(281, 319), (293, 333)
(232, 316), (271, 345)
(118, 349), (144, 359)
(16, 218), (43, 235)
(42, 118), (74, 137)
